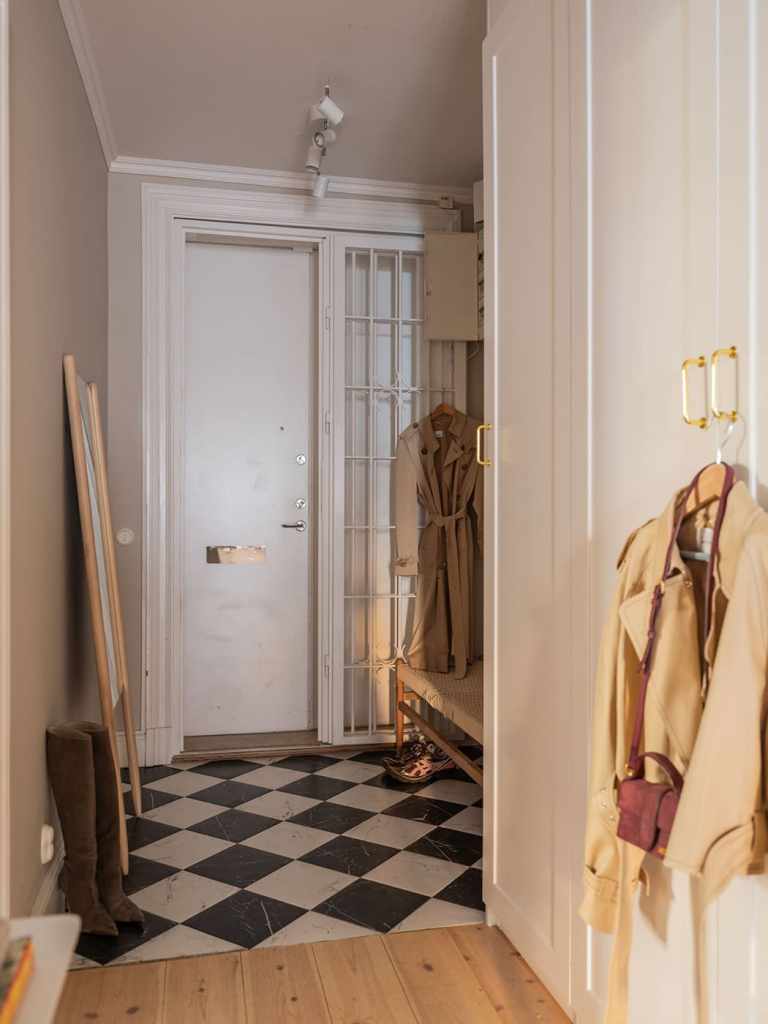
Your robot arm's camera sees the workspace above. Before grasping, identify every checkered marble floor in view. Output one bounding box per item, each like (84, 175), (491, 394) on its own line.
(72, 748), (484, 967)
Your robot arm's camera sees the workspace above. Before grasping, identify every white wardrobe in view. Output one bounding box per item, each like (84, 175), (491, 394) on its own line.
(483, 1), (768, 1020)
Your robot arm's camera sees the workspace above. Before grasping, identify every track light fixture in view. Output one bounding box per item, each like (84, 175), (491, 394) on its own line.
(305, 85), (344, 198)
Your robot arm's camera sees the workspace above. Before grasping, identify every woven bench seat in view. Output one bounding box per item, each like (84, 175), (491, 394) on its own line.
(395, 660), (484, 784)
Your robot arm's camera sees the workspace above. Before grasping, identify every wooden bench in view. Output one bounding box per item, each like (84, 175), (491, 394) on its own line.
(395, 660), (483, 785)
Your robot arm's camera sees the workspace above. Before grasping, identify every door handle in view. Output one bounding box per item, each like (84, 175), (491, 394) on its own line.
(476, 424), (492, 467)
(281, 521), (306, 532)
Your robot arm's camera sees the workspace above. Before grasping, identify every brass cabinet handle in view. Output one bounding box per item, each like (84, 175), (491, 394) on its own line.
(476, 423), (492, 467)
(681, 356), (709, 429)
(711, 346), (738, 422)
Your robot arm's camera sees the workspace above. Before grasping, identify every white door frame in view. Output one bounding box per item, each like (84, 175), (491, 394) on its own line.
(141, 183), (459, 764)
(0, 0), (10, 919)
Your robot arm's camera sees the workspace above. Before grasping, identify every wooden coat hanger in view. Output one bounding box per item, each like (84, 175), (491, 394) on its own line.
(430, 401), (456, 433)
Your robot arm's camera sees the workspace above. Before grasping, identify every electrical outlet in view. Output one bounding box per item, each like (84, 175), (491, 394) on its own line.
(40, 824), (55, 864)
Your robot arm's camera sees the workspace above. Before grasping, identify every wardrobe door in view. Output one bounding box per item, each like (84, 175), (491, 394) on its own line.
(580, 3), (768, 1021)
(482, 0), (579, 1013)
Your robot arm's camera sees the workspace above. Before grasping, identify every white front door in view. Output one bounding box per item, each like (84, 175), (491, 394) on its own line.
(182, 240), (316, 737)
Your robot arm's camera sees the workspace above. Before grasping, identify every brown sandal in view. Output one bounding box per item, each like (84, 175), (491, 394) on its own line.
(385, 752), (455, 784)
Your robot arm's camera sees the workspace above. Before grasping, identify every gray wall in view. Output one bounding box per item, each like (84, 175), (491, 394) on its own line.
(108, 174), (483, 735)
(10, 0), (108, 913)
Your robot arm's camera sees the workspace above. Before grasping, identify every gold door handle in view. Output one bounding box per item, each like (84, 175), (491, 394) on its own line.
(476, 423), (492, 467)
(681, 356), (709, 429)
(711, 346), (738, 422)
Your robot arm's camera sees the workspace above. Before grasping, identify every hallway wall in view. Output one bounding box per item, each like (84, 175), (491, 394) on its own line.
(9, 0), (107, 913)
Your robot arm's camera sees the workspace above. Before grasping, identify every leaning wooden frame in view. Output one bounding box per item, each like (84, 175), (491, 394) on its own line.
(63, 355), (141, 873)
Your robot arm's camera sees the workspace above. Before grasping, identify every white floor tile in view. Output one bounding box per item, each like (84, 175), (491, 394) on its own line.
(473, 857), (483, 869)
(132, 870), (238, 923)
(258, 911), (375, 948)
(315, 761), (383, 783)
(248, 861), (354, 910)
(392, 899), (485, 932)
(242, 821), (335, 858)
(134, 829), (232, 869)
(364, 850), (465, 897)
(414, 779), (483, 806)
(344, 813), (433, 850)
(235, 765), (308, 790)
(238, 790), (319, 820)
(329, 784), (405, 813)
(441, 806), (483, 835)
(144, 773), (219, 798)
(143, 797), (226, 828)
(111, 925), (243, 964)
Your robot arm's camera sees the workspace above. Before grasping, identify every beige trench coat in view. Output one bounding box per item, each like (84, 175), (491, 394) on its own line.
(393, 410), (483, 677)
(582, 480), (768, 1022)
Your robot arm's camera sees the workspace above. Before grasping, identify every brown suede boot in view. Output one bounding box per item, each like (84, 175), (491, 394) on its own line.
(79, 723), (144, 929)
(46, 724), (118, 936)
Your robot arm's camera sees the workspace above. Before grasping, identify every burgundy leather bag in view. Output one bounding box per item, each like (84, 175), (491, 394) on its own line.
(616, 463), (735, 858)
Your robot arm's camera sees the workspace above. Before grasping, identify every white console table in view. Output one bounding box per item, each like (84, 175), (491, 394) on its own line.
(8, 915), (80, 1024)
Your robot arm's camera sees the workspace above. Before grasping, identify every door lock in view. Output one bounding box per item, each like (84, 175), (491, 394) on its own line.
(281, 521), (306, 532)
(296, 453), (307, 465)
(295, 498), (307, 510)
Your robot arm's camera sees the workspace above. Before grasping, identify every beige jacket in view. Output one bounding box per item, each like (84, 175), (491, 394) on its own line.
(393, 410), (482, 677)
(582, 480), (768, 1020)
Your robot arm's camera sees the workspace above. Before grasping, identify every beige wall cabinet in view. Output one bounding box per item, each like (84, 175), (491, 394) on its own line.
(424, 232), (479, 341)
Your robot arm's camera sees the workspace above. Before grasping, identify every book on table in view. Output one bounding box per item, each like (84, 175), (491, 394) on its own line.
(0, 935), (34, 1024)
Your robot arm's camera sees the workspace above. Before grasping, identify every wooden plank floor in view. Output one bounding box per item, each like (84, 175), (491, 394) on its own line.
(56, 925), (570, 1024)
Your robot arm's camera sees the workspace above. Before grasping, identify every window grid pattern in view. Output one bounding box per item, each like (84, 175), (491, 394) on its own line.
(343, 248), (458, 735)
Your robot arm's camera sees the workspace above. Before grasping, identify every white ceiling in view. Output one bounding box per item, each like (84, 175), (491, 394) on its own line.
(74, 0), (485, 188)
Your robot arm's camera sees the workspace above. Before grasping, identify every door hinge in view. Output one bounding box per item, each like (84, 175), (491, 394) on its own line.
(323, 655), (330, 678)
(324, 305), (332, 330)
(324, 409), (332, 434)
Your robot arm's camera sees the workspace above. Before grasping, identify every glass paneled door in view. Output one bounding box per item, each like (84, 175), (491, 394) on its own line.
(331, 233), (466, 743)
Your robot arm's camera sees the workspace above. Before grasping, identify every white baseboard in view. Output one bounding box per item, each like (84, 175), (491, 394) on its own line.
(31, 845), (64, 916)
(116, 729), (146, 768)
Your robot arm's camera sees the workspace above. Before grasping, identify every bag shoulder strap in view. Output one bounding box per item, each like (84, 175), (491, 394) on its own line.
(626, 463), (736, 775)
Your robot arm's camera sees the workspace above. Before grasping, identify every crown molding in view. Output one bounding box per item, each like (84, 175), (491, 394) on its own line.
(59, 0), (117, 165)
(111, 155), (474, 206)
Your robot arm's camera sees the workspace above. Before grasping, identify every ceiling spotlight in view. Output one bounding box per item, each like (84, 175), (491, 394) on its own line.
(309, 87), (344, 127)
(316, 93), (344, 126)
(313, 128), (337, 149)
(305, 142), (323, 172)
(312, 174), (329, 199)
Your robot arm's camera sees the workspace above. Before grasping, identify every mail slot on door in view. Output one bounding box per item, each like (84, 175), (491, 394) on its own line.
(206, 545), (266, 565)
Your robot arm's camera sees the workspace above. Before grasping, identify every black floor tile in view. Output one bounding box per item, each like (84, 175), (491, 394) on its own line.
(75, 912), (174, 966)
(272, 754), (341, 773)
(126, 817), (179, 852)
(435, 867), (484, 910)
(187, 844), (290, 887)
(124, 787), (179, 817)
(348, 749), (397, 766)
(301, 835), (398, 876)
(406, 827), (482, 866)
(191, 779), (270, 808)
(188, 809), (277, 843)
(315, 879), (426, 933)
(121, 764), (179, 786)
(382, 796), (463, 826)
(184, 890), (305, 949)
(288, 801), (374, 835)
(188, 760), (262, 780)
(122, 856), (179, 896)
(279, 774), (356, 801)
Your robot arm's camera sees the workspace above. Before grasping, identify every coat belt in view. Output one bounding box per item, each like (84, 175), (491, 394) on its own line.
(429, 507), (467, 527)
